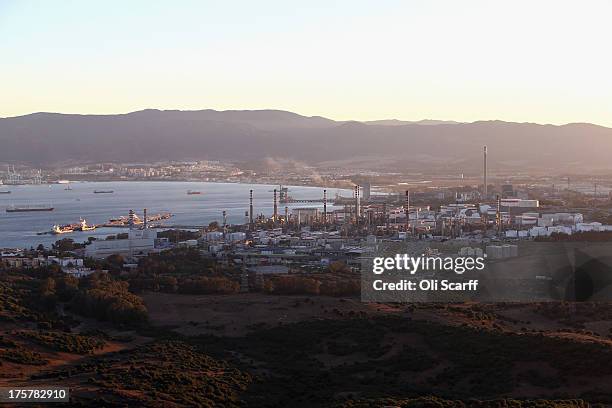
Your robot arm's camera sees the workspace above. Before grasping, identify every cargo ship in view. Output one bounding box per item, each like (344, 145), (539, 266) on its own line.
(78, 218), (96, 231)
(103, 212), (172, 227)
(94, 190), (114, 194)
(52, 224), (74, 234)
(187, 190), (202, 195)
(6, 205), (54, 213)
(0, 191), (11, 194)
(51, 218), (96, 235)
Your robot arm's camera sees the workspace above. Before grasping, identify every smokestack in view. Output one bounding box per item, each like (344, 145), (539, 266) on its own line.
(249, 189), (254, 230)
(143, 208), (147, 229)
(496, 194), (502, 236)
(129, 209), (135, 230)
(383, 202), (388, 232)
(354, 185), (360, 224)
(483, 145), (488, 199)
(273, 189), (278, 222)
(323, 189), (327, 225)
(405, 190), (410, 233)
(285, 206), (289, 224)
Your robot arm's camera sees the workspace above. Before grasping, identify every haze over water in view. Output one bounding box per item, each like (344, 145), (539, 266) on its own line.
(0, 181), (347, 249)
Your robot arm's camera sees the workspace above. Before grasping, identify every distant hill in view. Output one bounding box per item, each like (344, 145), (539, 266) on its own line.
(1, 109), (611, 172)
(363, 119), (462, 126)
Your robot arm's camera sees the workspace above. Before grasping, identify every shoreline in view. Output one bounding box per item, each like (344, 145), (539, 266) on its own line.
(0, 181), (351, 249)
(5, 178), (355, 191)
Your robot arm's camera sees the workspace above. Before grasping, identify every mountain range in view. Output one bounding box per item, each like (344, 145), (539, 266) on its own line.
(1, 109), (610, 172)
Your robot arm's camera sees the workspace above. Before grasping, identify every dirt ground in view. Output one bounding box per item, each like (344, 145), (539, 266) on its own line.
(142, 291), (407, 337)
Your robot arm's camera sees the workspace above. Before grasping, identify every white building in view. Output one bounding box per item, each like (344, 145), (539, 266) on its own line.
(85, 229), (158, 259)
(501, 199), (539, 208)
(575, 222), (603, 232)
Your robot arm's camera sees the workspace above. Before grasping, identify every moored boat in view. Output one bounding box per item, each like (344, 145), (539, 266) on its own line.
(6, 205), (54, 213)
(52, 224), (74, 234)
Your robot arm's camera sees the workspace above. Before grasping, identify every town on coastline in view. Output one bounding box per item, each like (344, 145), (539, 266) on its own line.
(3, 149), (612, 299)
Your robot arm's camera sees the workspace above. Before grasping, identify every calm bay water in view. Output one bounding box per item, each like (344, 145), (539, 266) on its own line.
(0, 181), (347, 248)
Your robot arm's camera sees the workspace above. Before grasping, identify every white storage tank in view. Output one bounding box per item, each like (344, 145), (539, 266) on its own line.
(228, 232), (247, 242)
(206, 231), (224, 241)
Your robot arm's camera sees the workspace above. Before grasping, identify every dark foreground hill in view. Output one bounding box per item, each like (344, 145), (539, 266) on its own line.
(2, 109), (611, 171)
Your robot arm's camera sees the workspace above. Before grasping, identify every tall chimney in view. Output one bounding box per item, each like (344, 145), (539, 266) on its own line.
(323, 189), (327, 225)
(285, 206), (289, 224)
(249, 189), (254, 230)
(129, 209), (135, 230)
(143, 208), (147, 229)
(383, 202), (388, 232)
(405, 190), (410, 233)
(496, 194), (502, 236)
(273, 189), (278, 222)
(354, 185), (360, 224)
(483, 145), (488, 199)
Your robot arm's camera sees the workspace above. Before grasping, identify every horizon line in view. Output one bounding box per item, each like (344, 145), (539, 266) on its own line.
(0, 108), (608, 129)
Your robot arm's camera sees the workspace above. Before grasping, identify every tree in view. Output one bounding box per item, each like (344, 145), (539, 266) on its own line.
(53, 238), (81, 253)
(38, 277), (58, 308)
(106, 254), (125, 272)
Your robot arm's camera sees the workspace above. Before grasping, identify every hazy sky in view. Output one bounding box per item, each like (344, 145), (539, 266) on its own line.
(1, 0), (612, 125)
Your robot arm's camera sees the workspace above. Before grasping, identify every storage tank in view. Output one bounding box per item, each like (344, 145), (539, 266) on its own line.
(206, 231), (224, 241)
(505, 230), (518, 238)
(228, 232), (247, 242)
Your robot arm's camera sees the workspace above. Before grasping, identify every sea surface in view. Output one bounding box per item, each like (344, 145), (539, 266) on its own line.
(0, 181), (348, 249)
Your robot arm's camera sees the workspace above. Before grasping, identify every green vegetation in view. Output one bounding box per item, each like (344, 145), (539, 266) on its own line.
(35, 341), (252, 407)
(262, 262), (360, 296)
(333, 397), (594, 408)
(537, 231), (612, 241)
(192, 316), (612, 406)
(17, 331), (105, 354)
(0, 345), (47, 365)
(126, 248), (241, 295)
(70, 274), (148, 325)
(1, 265), (611, 406)
(0, 335), (47, 365)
